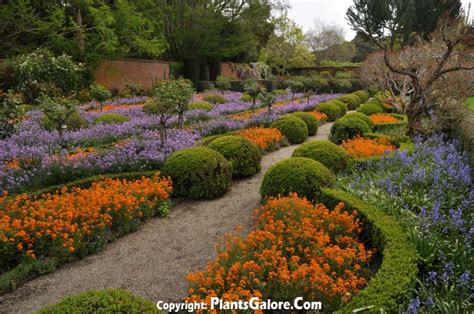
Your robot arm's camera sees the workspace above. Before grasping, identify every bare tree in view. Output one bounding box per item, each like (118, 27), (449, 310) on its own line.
(305, 19), (345, 59)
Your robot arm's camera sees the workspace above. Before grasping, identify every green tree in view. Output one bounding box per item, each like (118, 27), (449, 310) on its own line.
(0, 91), (23, 139)
(154, 79), (194, 129)
(39, 95), (79, 139)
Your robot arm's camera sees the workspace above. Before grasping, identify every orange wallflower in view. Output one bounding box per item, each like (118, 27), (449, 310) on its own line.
(186, 194), (373, 312)
(341, 136), (396, 157)
(308, 111), (328, 121)
(369, 113), (399, 124)
(65, 147), (96, 161)
(235, 127), (284, 151)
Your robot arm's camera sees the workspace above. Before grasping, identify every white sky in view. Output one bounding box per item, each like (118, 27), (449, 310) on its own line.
(287, 0), (474, 40)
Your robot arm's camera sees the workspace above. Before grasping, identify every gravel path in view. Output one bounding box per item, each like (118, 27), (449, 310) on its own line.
(0, 123), (333, 314)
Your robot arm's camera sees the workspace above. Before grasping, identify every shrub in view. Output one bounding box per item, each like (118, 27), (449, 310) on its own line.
(329, 99), (348, 116)
(270, 115), (308, 144)
(89, 84), (111, 103)
(93, 113), (130, 124)
(37, 289), (160, 313)
(371, 114), (408, 136)
(353, 90), (370, 103)
(42, 110), (87, 131)
(357, 103), (384, 116)
(189, 102), (214, 111)
(338, 94), (362, 110)
(202, 93), (226, 104)
(260, 157), (335, 201)
(208, 135), (261, 178)
(292, 140), (350, 173)
(162, 147), (232, 199)
(239, 94), (252, 102)
(235, 127), (284, 151)
(315, 102), (342, 122)
(289, 112), (319, 136)
(330, 116), (372, 144)
(344, 112), (374, 129)
(274, 89), (288, 95)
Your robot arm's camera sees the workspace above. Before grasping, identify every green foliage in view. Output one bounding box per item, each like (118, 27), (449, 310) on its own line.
(292, 140), (350, 173)
(202, 94), (226, 104)
(208, 135), (261, 178)
(89, 84), (112, 103)
(273, 89), (287, 96)
(330, 116), (371, 144)
(39, 96), (85, 137)
(286, 78), (305, 98)
(260, 157), (335, 201)
(357, 103), (384, 116)
(243, 80), (265, 102)
(93, 113), (130, 125)
(315, 102), (342, 122)
(189, 102), (214, 111)
(258, 91), (276, 111)
(153, 78), (194, 128)
(338, 94), (362, 110)
(270, 115), (308, 144)
(335, 71), (353, 79)
(289, 112), (319, 136)
(37, 289), (160, 314)
(322, 189), (418, 313)
(216, 76), (232, 93)
(328, 99), (348, 116)
(344, 112), (374, 129)
(239, 94), (252, 102)
(372, 114), (409, 136)
(353, 90), (370, 103)
(0, 91), (23, 139)
(162, 147), (232, 199)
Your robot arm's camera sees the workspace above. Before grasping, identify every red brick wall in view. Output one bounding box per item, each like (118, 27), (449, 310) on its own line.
(220, 62), (240, 80)
(94, 58), (170, 91)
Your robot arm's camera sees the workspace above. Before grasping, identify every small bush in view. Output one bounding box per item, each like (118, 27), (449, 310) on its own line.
(37, 289), (160, 313)
(239, 94), (252, 102)
(274, 89), (288, 95)
(93, 113), (130, 124)
(208, 135), (261, 178)
(202, 93), (226, 104)
(330, 116), (372, 144)
(353, 90), (370, 103)
(42, 111), (87, 131)
(357, 103), (384, 116)
(344, 112), (374, 129)
(315, 102), (342, 122)
(292, 140), (350, 173)
(270, 115), (308, 144)
(189, 102), (214, 111)
(328, 99), (348, 116)
(260, 157), (335, 201)
(162, 147), (232, 199)
(289, 112), (319, 136)
(338, 94), (362, 110)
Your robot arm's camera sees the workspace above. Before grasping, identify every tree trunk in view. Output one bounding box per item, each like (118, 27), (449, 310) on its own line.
(74, 4), (86, 62)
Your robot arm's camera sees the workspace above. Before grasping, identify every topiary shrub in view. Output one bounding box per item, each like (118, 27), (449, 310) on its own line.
(292, 140), (350, 173)
(357, 103), (384, 115)
(162, 147), (232, 199)
(315, 102), (342, 122)
(328, 99), (348, 116)
(240, 94), (252, 102)
(289, 112), (319, 136)
(202, 93), (226, 104)
(42, 111), (87, 131)
(93, 113), (130, 124)
(208, 135), (261, 178)
(353, 90), (370, 103)
(260, 157), (335, 201)
(189, 101), (214, 111)
(344, 112), (374, 129)
(330, 116), (372, 144)
(338, 94), (362, 110)
(270, 115), (308, 144)
(274, 89), (288, 95)
(37, 289), (160, 314)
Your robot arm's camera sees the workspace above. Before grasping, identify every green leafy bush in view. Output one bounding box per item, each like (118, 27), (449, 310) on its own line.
(372, 114), (408, 136)
(189, 102), (214, 111)
(315, 102), (342, 122)
(328, 99), (348, 116)
(208, 135), (261, 178)
(89, 84), (112, 103)
(239, 94), (252, 102)
(353, 90), (370, 103)
(216, 75), (232, 93)
(292, 140), (350, 173)
(37, 289), (160, 313)
(357, 103), (384, 115)
(289, 112), (319, 136)
(270, 115), (308, 144)
(162, 147), (232, 199)
(93, 113), (130, 124)
(274, 89), (288, 95)
(330, 116), (371, 144)
(344, 112), (374, 129)
(338, 94), (362, 110)
(42, 111), (87, 132)
(202, 93), (226, 104)
(260, 157), (335, 201)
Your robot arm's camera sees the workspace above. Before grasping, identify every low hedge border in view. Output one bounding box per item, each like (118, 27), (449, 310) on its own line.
(321, 189), (418, 313)
(372, 114), (408, 136)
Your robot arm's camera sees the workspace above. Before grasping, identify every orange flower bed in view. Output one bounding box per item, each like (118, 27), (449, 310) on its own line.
(65, 147), (96, 161)
(369, 113), (399, 124)
(235, 127), (284, 151)
(341, 136), (396, 158)
(308, 111), (328, 121)
(186, 194), (373, 312)
(0, 173), (171, 270)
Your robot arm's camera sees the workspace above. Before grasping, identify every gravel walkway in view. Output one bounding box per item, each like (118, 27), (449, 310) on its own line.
(0, 123), (333, 314)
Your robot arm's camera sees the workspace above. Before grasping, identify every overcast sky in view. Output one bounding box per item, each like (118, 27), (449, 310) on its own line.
(287, 0), (474, 40)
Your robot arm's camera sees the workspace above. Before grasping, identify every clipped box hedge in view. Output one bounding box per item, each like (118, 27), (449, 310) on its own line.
(372, 114), (408, 136)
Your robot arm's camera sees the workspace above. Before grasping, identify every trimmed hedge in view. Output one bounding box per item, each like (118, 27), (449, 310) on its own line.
(289, 112), (319, 136)
(37, 289), (160, 313)
(202, 93), (226, 104)
(372, 114), (408, 136)
(260, 157), (335, 201)
(344, 112), (374, 129)
(189, 101), (214, 111)
(353, 90), (370, 103)
(208, 135), (261, 178)
(329, 99), (348, 116)
(322, 189), (418, 313)
(330, 116), (372, 144)
(338, 94), (362, 110)
(240, 94), (252, 102)
(93, 113), (130, 124)
(292, 140), (349, 173)
(162, 147), (232, 199)
(315, 102), (342, 122)
(357, 103), (384, 116)
(270, 115), (308, 144)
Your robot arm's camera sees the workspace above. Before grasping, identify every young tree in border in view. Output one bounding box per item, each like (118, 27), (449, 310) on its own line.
(143, 97), (174, 148)
(243, 80), (265, 112)
(216, 76), (232, 95)
(287, 78), (304, 101)
(39, 95), (78, 139)
(259, 90), (277, 114)
(0, 90), (23, 139)
(154, 78), (194, 129)
(89, 84), (111, 112)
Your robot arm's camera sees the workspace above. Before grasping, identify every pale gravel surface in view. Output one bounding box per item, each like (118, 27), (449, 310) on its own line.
(0, 123), (333, 314)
